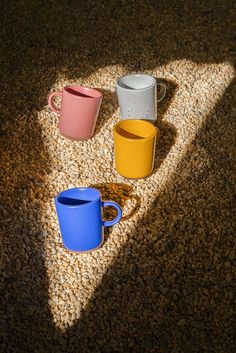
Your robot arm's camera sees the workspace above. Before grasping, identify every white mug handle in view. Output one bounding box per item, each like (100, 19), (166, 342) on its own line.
(156, 82), (166, 102)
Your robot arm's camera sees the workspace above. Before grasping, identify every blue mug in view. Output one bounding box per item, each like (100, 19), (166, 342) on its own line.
(54, 187), (122, 252)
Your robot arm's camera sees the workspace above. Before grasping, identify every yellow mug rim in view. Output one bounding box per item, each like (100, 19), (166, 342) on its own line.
(113, 119), (159, 142)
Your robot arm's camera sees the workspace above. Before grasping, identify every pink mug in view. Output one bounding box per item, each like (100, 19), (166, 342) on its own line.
(48, 85), (103, 140)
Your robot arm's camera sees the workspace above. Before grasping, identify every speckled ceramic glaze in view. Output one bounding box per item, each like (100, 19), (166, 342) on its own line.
(116, 74), (166, 123)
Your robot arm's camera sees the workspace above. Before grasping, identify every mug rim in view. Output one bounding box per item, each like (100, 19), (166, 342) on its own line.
(113, 119), (158, 142)
(117, 74), (156, 91)
(55, 187), (101, 208)
(63, 85), (103, 99)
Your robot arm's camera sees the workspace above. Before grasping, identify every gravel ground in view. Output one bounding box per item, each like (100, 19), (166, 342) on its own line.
(1, 1), (235, 352)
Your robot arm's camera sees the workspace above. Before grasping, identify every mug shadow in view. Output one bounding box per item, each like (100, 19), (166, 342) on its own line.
(90, 183), (141, 245)
(155, 78), (179, 120)
(153, 78), (179, 172)
(93, 89), (118, 137)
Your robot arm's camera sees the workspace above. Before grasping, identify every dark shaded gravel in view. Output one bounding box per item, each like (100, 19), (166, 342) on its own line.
(1, 1), (235, 352)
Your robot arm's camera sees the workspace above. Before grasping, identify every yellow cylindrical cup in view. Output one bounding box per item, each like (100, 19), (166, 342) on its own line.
(113, 120), (159, 179)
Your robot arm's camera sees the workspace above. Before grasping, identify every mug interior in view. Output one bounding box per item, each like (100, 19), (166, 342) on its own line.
(57, 188), (100, 206)
(115, 120), (157, 140)
(65, 85), (102, 98)
(118, 74), (155, 90)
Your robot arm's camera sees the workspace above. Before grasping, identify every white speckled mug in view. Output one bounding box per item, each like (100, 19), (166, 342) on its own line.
(116, 74), (166, 123)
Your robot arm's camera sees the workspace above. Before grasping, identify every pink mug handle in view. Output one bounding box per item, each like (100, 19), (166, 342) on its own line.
(48, 91), (62, 114)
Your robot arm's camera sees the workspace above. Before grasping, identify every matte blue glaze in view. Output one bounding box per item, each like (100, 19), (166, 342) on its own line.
(54, 187), (122, 252)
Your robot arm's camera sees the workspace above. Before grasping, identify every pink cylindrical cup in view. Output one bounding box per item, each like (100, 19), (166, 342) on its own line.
(48, 85), (103, 140)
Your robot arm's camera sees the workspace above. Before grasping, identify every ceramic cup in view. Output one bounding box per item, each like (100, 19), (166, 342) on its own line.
(116, 74), (166, 123)
(113, 120), (159, 179)
(54, 187), (122, 252)
(48, 85), (103, 140)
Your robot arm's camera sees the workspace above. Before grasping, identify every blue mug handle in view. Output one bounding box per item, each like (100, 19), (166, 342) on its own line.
(102, 201), (122, 227)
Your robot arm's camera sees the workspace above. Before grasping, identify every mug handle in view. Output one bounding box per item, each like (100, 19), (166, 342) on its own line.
(156, 82), (166, 102)
(102, 201), (122, 227)
(48, 91), (62, 114)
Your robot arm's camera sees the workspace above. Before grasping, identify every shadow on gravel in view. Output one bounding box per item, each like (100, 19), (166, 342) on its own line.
(154, 78), (178, 172)
(1, 0), (235, 352)
(91, 183), (141, 222)
(93, 89), (118, 137)
(90, 182), (141, 246)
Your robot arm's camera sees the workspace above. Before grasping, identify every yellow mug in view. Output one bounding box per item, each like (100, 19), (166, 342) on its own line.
(113, 120), (159, 179)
